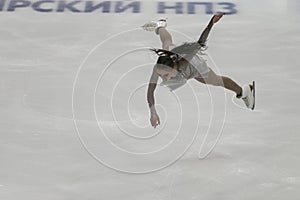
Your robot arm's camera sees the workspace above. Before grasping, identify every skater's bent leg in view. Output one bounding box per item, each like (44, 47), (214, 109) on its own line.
(158, 28), (173, 50)
(195, 69), (242, 95)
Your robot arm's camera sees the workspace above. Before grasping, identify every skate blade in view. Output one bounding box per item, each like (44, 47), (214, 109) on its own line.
(251, 81), (255, 110)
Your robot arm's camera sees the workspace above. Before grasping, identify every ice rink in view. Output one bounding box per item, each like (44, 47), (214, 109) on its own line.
(1, 0), (300, 199)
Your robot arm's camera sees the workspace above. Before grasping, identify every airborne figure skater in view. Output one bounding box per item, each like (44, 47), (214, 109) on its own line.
(142, 14), (255, 128)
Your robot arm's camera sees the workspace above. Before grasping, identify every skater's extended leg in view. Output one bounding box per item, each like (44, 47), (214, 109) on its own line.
(221, 76), (243, 95)
(196, 69), (255, 109)
(198, 14), (223, 46)
(195, 69), (242, 95)
(158, 28), (173, 50)
(142, 19), (172, 50)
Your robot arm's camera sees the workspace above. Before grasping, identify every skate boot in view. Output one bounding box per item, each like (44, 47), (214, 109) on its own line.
(237, 81), (255, 110)
(142, 19), (167, 35)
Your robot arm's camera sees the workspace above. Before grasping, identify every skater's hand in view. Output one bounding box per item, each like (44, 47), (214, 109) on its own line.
(212, 13), (224, 24)
(150, 113), (160, 128)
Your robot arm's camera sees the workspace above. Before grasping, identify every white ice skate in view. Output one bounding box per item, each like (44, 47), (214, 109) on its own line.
(238, 81), (255, 110)
(142, 19), (167, 35)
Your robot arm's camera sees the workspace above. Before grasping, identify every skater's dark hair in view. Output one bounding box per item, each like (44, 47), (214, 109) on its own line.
(151, 42), (205, 71)
(151, 48), (178, 71)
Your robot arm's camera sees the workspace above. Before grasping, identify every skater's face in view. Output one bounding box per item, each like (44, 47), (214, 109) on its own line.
(157, 67), (178, 81)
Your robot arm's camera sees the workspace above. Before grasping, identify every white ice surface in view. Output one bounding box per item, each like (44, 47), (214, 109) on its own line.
(0, 1), (300, 199)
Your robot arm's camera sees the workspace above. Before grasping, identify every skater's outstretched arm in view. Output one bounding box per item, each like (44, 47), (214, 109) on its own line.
(198, 14), (223, 46)
(147, 66), (160, 128)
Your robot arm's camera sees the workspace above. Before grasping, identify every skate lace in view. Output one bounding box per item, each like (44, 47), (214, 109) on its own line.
(242, 96), (250, 108)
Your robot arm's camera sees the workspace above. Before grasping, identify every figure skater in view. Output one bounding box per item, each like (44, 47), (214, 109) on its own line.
(142, 14), (255, 128)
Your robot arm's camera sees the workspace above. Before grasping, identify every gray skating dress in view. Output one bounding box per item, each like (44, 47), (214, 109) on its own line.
(160, 54), (209, 91)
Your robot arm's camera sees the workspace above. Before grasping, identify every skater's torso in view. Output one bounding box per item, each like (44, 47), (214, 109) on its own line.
(177, 54), (209, 80)
(159, 54), (209, 91)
